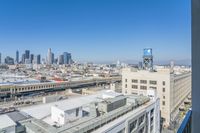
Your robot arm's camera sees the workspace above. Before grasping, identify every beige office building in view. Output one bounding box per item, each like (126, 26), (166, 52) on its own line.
(122, 67), (191, 127)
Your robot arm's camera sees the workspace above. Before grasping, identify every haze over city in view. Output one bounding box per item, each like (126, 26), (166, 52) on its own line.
(0, 0), (191, 64)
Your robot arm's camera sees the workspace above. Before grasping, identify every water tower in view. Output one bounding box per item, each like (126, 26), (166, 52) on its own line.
(143, 48), (153, 70)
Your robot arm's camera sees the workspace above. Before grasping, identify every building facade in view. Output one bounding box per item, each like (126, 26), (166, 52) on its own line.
(47, 48), (52, 65)
(17, 91), (160, 133)
(5, 56), (14, 65)
(122, 67), (191, 127)
(16, 51), (19, 64)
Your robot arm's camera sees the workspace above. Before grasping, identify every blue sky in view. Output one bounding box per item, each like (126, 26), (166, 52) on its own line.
(0, 0), (191, 63)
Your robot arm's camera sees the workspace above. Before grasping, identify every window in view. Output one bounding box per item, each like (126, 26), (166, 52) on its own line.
(163, 96), (165, 99)
(150, 117), (154, 124)
(149, 80), (157, 85)
(151, 109), (154, 114)
(76, 108), (79, 116)
(129, 120), (137, 132)
(139, 127), (144, 133)
(163, 88), (165, 92)
(150, 86), (157, 89)
(131, 92), (138, 95)
(162, 101), (165, 106)
(132, 79), (138, 83)
(140, 86), (147, 90)
(140, 80), (147, 84)
(139, 115), (145, 125)
(125, 84), (127, 88)
(125, 79), (127, 82)
(132, 85), (138, 89)
(163, 81), (166, 86)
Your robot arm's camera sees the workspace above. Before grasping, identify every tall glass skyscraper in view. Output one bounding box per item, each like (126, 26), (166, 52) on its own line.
(16, 50), (19, 64)
(37, 55), (41, 64)
(58, 54), (64, 65)
(47, 48), (52, 65)
(63, 52), (72, 64)
(30, 54), (34, 63)
(63, 52), (68, 64)
(25, 50), (30, 59)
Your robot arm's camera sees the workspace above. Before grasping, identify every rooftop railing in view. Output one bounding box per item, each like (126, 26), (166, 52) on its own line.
(177, 109), (192, 133)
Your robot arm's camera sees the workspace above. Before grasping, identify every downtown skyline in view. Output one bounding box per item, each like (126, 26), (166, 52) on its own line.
(0, 0), (191, 64)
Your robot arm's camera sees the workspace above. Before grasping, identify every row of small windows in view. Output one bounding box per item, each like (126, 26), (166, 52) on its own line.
(0, 88), (10, 92)
(14, 84), (62, 92)
(130, 85), (157, 90)
(125, 79), (166, 86)
(125, 85), (158, 90)
(125, 84), (147, 90)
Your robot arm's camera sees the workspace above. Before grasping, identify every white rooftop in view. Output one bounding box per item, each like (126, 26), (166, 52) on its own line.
(20, 91), (116, 120)
(0, 115), (16, 129)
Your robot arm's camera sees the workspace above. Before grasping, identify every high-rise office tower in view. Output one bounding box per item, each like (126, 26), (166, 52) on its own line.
(63, 52), (68, 64)
(63, 52), (72, 64)
(25, 50), (30, 59)
(51, 53), (54, 64)
(5, 56), (14, 65)
(21, 54), (25, 64)
(30, 54), (34, 63)
(37, 55), (41, 64)
(47, 48), (52, 65)
(54, 58), (58, 64)
(16, 50), (19, 64)
(58, 54), (64, 65)
(67, 53), (72, 64)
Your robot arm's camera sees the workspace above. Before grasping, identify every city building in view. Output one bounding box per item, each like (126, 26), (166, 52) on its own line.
(58, 54), (64, 65)
(25, 50), (30, 60)
(0, 114), (16, 133)
(52, 53), (54, 64)
(30, 54), (34, 64)
(25, 59), (31, 64)
(122, 67), (191, 127)
(47, 48), (52, 65)
(121, 49), (191, 127)
(2, 90), (160, 133)
(21, 54), (25, 64)
(5, 56), (14, 65)
(16, 50), (19, 64)
(63, 52), (72, 64)
(37, 54), (41, 64)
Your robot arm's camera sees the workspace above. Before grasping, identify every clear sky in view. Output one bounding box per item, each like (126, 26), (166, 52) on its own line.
(0, 0), (191, 63)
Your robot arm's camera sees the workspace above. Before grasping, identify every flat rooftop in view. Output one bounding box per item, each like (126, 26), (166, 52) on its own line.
(20, 90), (118, 120)
(0, 114), (16, 129)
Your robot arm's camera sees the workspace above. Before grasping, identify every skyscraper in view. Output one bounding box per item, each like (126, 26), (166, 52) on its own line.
(21, 54), (25, 64)
(16, 50), (19, 64)
(30, 54), (34, 63)
(67, 53), (72, 64)
(63, 52), (68, 64)
(5, 56), (14, 65)
(25, 50), (30, 59)
(47, 48), (52, 65)
(63, 52), (72, 64)
(58, 54), (64, 65)
(37, 55), (41, 64)
(51, 53), (54, 64)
